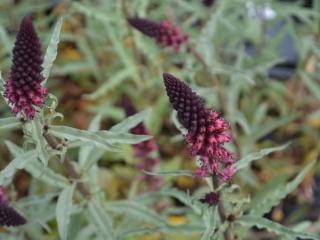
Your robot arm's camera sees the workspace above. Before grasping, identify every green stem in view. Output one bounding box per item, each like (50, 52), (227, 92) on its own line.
(213, 177), (232, 240)
(43, 129), (91, 199)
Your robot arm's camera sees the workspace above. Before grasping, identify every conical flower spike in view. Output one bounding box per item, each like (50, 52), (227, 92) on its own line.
(0, 203), (27, 227)
(163, 73), (235, 182)
(4, 16), (47, 120)
(127, 17), (188, 52)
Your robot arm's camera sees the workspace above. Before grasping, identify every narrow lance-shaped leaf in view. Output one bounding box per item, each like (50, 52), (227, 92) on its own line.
(79, 113), (102, 167)
(201, 207), (219, 240)
(31, 117), (50, 165)
(250, 161), (316, 216)
(5, 140), (69, 188)
(105, 200), (167, 226)
(0, 150), (37, 185)
(84, 68), (134, 100)
(238, 215), (319, 240)
(251, 113), (300, 141)
(234, 143), (290, 171)
(143, 170), (193, 177)
(88, 201), (116, 240)
(247, 173), (291, 211)
(0, 117), (22, 131)
(96, 131), (152, 144)
(300, 71), (320, 101)
(48, 125), (120, 152)
(56, 184), (75, 240)
(118, 224), (205, 239)
(109, 108), (152, 133)
(42, 17), (64, 85)
(149, 188), (201, 215)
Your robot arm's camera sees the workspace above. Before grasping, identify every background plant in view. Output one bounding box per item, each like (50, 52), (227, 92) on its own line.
(0, 0), (319, 239)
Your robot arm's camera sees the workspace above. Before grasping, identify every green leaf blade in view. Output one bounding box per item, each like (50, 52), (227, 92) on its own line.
(234, 143), (290, 171)
(88, 201), (116, 240)
(56, 184), (75, 240)
(0, 150), (37, 185)
(238, 215), (319, 239)
(42, 17), (64, 85)
(49, 125), (120, 152)
(0, 117), (22, 131)
(250, 161), (316, 216)
(109, 109), (151, 133)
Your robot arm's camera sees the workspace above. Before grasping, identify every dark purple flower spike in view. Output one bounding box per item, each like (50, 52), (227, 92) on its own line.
(0, 187), (26, 227)
(122, 96), (163, 191)
(0, 204), (27, 227)
(4, 16), (47, 120)
(127, 17), (188, 52)
(163, 73), (235, 182)
(203, 0), (215, 7)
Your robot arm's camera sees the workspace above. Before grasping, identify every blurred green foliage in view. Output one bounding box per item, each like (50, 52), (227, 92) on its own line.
(0, 0), (319, 239)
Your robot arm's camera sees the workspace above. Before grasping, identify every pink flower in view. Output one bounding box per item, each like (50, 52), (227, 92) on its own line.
(127, 17), (188, 52)
(163, 73), (235, 182)
(4, 16), (47, 120)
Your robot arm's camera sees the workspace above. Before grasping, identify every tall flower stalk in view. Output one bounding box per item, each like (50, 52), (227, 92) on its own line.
(4, 16), (47, 120)
(163, 73), (235, 239)
(163, 73), (235, 182)
(127, 17), (188, 52)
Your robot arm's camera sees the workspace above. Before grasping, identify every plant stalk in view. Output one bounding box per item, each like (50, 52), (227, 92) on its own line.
(43, 129), (91, 199)
(213, 177), (232, 240)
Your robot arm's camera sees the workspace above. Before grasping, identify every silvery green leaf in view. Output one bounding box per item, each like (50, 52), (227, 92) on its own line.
(238, 215), (319, 239)
(234, 143), (290, 171)
(26, 160), (69, 188)
(56, 184), (75, 240)
(0, 150), (37, 185)
(151, 188), (201, 215)
(81, 149), (105, 172)
(106, 200), (167, 227)
(78, 114), (102, 199)
(5, 140), (68, 188)
(118, 224), (205, 238)
(84, 67), (135, 100)
(247, 173), (291, 211)
(0, 117), (22, 131)
(49, 125), (120, 152)
(88, 201), (116, 240)
(42, 17), (64, 85)
(300, 71), (320, 100)
(96, 131), (152, 144)
(201, 206), (219, 240)
(251, 113), (300, 141)
(32, 117), (50, 165)
(143, 170), (193, 177)
(250, 161), (315, 216)
(4, 140), (24, 156)
(79, 113), (102, 167)
(109, 109), (151, 133)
